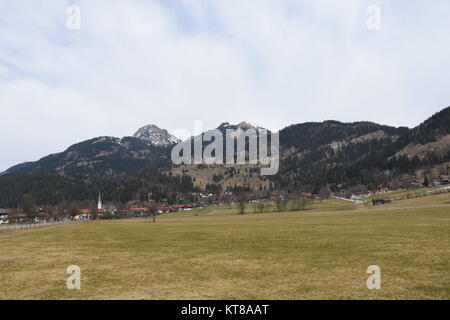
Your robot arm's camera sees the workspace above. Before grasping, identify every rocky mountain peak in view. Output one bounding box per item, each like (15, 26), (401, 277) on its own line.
(132, 124), (180, 147)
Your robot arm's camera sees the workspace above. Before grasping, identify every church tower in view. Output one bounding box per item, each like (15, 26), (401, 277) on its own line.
(97, 193), (103, 210)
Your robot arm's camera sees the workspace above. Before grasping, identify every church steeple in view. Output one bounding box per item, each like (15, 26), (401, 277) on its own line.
(97, 193), (103, 210)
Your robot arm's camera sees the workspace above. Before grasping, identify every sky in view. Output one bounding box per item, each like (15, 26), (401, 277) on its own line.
(0, 0), (450, 172)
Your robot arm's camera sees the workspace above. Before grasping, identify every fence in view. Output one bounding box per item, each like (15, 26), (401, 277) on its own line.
(0, 220), (75, 231)
(390, 185), (450, 201)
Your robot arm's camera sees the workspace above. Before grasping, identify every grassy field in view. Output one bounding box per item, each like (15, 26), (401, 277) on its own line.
(0, 195), (449, 300)
(163, 198), (355, 217)
(365, 185), (450, 202)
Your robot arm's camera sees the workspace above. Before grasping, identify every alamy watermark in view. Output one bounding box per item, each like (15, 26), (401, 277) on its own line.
(171, 123), (279, 176)
(66, 265), (81, 290)
(366, 265), (381, 289)
(366, 5), (381, 30)
(66, 5), (81, 30)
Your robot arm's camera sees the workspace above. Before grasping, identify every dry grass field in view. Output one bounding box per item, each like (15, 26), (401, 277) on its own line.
(0, 194), (449, 300)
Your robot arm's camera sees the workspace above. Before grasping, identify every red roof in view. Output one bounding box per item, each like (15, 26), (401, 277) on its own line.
(175, 204), (193, 208)
(130, 207), (149, 212)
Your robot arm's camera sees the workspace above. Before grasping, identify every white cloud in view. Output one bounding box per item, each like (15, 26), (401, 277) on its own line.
(0, 0), (450, 171)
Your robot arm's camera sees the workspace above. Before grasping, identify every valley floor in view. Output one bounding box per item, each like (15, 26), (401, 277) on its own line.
(0, 194), (449, 300)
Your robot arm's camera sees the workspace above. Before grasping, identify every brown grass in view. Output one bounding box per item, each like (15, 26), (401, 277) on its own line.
(0, 195), (449, 300)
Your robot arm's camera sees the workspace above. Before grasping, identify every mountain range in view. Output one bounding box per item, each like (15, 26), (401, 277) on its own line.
(4, 126), (177, 179)
(1, 106), (449, 207)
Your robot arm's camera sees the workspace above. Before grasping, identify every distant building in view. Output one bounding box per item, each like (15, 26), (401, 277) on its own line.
(36, 208), (50, 220)
(76, 209), (92, 220)
(103, 204), (117, 214)
(440, 175), (450, 184)
(98, 193), (103, 210)
(128, 207), (150, 216)
(157, 206), (171, 214)
(372, 199), (392, 205)
(299, 192), (318, 199)
(175, 204), (194, 211)
(411, 179), (424, 188)
(0, 208), (12, 223)
(0, 208), (12, 219)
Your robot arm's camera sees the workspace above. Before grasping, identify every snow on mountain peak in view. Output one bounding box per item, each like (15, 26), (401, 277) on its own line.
(133, 124), (180, 147)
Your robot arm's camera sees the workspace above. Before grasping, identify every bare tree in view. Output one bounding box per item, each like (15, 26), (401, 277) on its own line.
(275, 197), (282, 212)
(275, 197), (287, 212)
(257, 202), (265, 213)
(21, 193), (36, 221)
(149, 203), (158, 223)
(238, 194), (247, 214)
(319, 186), (331, 202)
(291, 198), (300, 211)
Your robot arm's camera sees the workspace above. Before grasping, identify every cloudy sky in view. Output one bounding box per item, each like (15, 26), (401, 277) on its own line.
(1, 0), (449, 172)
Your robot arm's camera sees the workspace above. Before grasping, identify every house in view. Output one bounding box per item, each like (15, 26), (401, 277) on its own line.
(75, 209), (93, 220)
(8, 213), (27, 223)
(96, 208), (106, 219)
(174, 204), (194, 211)
(157, 206), (171, 214)
(128, 207), (150, 217)
(157, 206), (173, 214)
(0, 208), (12, 220)
(440, 175), (450, 185)
(411, 179), (424, 188)
(299, 193), (318, 200)
(372, 199), (392, 205)
(103, 204), (117, 214)
(36, 208), (50, 220)
(0, 208), (12, 223)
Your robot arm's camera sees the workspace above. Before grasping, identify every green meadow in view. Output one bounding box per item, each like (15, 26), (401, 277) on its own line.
(1, 193), (449, 300)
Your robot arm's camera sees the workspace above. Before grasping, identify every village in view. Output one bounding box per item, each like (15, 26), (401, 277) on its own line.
(0, 190), (315, 224)
(1, 174), (449, 226)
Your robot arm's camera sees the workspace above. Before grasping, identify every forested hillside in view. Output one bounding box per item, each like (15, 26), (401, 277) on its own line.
(1, 106), (449, 207)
